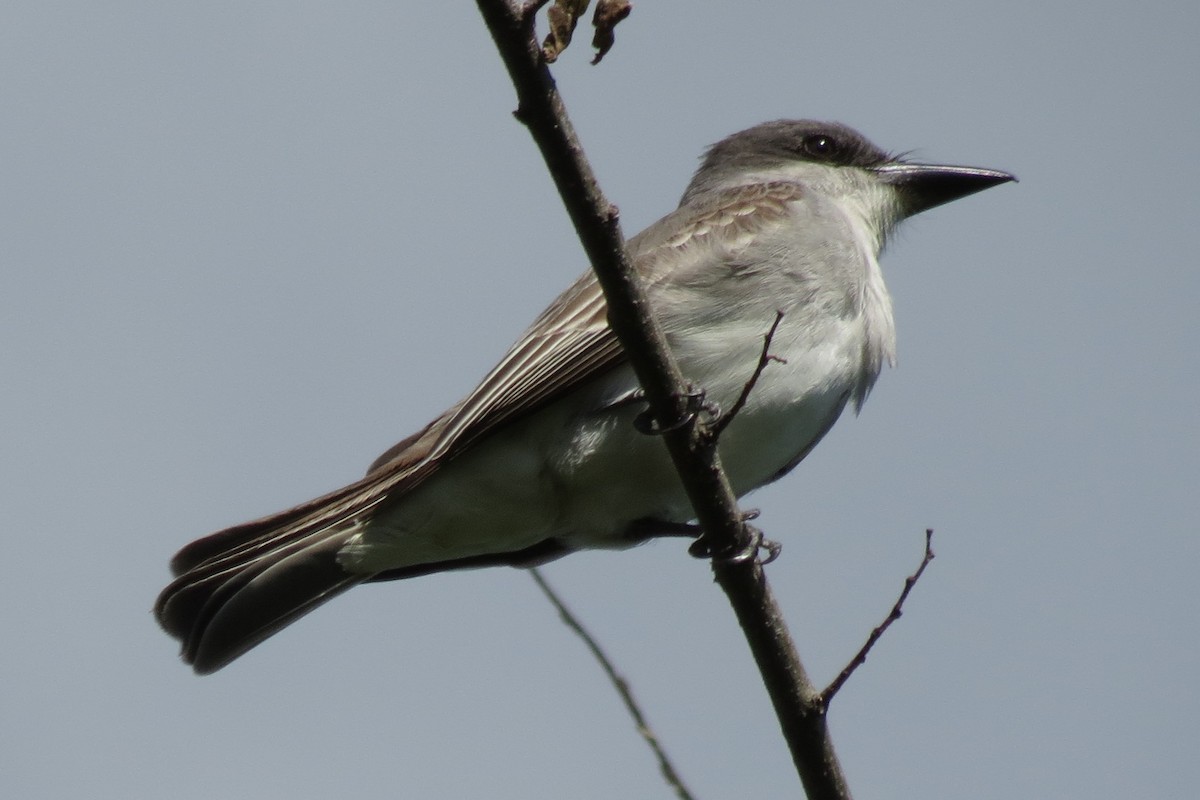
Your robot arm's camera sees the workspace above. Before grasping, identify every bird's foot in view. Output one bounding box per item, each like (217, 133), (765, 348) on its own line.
(686, 511), (781, 565)
(633, 385), (711, 435)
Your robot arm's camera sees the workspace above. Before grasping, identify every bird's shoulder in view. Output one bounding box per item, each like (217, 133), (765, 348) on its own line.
(629, 180), (808, 263)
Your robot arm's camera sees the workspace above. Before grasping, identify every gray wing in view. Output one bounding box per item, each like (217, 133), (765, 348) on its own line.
(363, 268), (618, 475)
(367, 179), (808, 478)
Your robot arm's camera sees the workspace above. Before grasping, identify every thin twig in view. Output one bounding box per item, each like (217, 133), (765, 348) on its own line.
(531, 569), (697, 800)
(820, 529), (936, 706)
(707, 310), (787, 440)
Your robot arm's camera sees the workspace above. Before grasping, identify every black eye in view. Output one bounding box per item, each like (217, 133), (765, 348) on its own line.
(801, 134), (839, 160)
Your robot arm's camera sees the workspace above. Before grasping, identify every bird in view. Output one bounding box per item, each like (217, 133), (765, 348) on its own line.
(155, 119), (1014, 673)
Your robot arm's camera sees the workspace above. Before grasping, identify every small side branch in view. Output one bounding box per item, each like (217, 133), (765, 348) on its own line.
(820, 529), (936, 706)
(707, 310), (786, 441)
(531, 569), (697, 800)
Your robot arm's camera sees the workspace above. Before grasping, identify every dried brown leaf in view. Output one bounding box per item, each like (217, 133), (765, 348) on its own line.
(541, 0), (591, 63)
(591, 0), (631, 64)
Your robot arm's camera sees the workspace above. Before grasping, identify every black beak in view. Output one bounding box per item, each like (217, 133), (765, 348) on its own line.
(875, 163), (1016, 216)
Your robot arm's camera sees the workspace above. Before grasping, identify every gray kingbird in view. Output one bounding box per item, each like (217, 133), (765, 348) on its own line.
(156, 119), (1014, 673)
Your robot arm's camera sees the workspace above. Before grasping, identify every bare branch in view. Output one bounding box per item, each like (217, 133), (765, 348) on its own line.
(820, 530), (936, 706)
(540, 0), (589, 63)
(474, 2), (853, 796)
(531, 569), (697, 800)
(590, 0), (632, 64)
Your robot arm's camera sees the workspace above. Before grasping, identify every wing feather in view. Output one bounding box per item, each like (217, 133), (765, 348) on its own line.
(386, 180), (807, 471)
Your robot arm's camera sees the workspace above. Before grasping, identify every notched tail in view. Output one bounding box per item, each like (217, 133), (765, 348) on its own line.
(154, 507), (369, 675)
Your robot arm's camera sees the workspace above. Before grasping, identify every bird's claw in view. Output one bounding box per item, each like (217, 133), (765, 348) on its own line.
(633, 386), (708, 435)
(687, 512), (779, 565)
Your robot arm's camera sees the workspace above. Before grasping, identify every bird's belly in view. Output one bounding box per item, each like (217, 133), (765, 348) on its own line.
(549, 354), (858, 548)
(716, 383), (850, 494)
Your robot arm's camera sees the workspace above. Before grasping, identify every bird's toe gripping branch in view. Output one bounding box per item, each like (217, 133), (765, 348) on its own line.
(632, 385), (712, 436)
(687, 510), (781, 565)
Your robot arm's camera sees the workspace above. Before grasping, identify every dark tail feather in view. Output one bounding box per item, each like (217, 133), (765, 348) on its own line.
(155, 513), (368, 674)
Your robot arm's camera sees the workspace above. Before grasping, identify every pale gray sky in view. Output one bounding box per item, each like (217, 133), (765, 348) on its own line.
(2, 3), (1197, 798)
